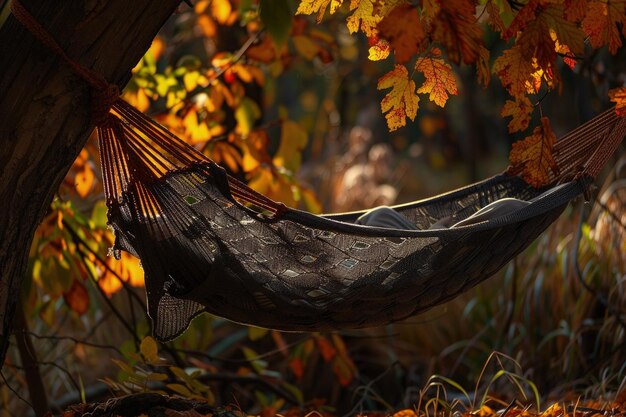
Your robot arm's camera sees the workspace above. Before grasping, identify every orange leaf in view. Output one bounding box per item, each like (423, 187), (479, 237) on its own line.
(582, 1), (625, 54)
(502, 96), (534, 133)
(296, 0), (344, 23)
(414, 54), (458, 107)
(63, 279), (89, 315)
(564, 0), (588, 22)
(509, 116), (559, 188)
(430, 0), (484, 65)
(100, 251), (145, 296)
(377, 4), (425, 64)
(211, 0), (233, 25)
(75, 164), (95, 198)
(493, 45), (538, 98)
(316, 336), (337, 361)
(289, 357), (305, 380)
(609, 87), (626, 116)
(377, 64), (419, 131)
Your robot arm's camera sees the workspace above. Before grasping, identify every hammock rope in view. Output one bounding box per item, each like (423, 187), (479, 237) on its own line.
(11, 0), (626, 340)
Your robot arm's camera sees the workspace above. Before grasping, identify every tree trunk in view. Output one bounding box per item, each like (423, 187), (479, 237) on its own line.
(0, 0), (181, 369)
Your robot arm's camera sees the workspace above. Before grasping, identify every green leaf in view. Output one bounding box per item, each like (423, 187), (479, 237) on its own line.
(260, 0), (293, 50)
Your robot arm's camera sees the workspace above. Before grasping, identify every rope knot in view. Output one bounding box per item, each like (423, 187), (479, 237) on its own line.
(92, 84), (120, 127)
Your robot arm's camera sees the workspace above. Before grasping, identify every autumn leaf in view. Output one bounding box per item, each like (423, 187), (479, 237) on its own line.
(368, 38), (390, 61)
(182, 108), (210, 144)
(377, 4), (425, 64)
(493, 45), (538, 98)
(582, 1), (626, 54)
(140, 336), (161, 364)
(609, 87), (626, 116)
(63, 279), (89, 315)
(430, 0), (484, 65)
(505, 3), (584, 71)
(296, 0), (344, 23)
(274, 120), (308, 172)
(211, 0), (234, 25)
(377, 65), (419, 131)
(414, 53), (458, 107)
(346, 0), (380, 37)
(75, 164), (95, 198)
(564, 0), (588, 22)
(100, 250), (144, 296)
(509, 116), (559, 188)
(502, 96), (534, 133)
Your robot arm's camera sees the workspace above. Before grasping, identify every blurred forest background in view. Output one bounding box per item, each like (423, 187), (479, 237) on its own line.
(1, 0), (625, 416)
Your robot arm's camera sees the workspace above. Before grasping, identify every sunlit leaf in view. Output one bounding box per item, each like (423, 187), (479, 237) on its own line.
(377, 64), (419, 131)
(296, 0), (344, 23)
(609, 87), (626, 116)
(414, 53), (458, 107)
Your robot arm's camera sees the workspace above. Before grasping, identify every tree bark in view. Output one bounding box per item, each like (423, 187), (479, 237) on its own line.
(0, 0), (181, 369)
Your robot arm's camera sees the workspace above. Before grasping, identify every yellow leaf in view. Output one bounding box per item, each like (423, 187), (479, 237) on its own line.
(211, 0), (233, 25)
(273, 120), (308, 172)
(414, 55), (458, 107)
(501, 96), (534, 133)
(509, 116), (559, 188)
(296, 0), (344, 23)
(346, 0), (380, 37)
(183, 108), (210, 144)
(368, 39), (390, 61)
(140, 336), (161, 364)
(377, 64), (419, 131)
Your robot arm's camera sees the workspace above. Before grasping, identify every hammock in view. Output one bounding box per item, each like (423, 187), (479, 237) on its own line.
(11, 1), (626, 341)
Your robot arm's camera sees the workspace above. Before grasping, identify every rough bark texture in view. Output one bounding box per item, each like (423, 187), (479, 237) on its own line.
(0, 0), (181, 368)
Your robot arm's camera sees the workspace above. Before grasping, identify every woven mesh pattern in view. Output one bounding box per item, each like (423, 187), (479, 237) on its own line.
(108, 163), (583, 340)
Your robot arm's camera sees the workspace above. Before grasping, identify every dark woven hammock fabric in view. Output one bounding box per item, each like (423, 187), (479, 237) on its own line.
(10, 0), (626, 340)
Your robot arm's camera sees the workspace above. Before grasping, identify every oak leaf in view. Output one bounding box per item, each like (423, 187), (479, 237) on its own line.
(414, 54), (458, 107)
(377, 65), (419, 131)
(609, 87), (626, 116)
(377, 4), (425, 63)
(296, 0), (344, 23)
(502, 96), (534, 133)
(582, 1), (626, 54)
(509, 116), (559, 188)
